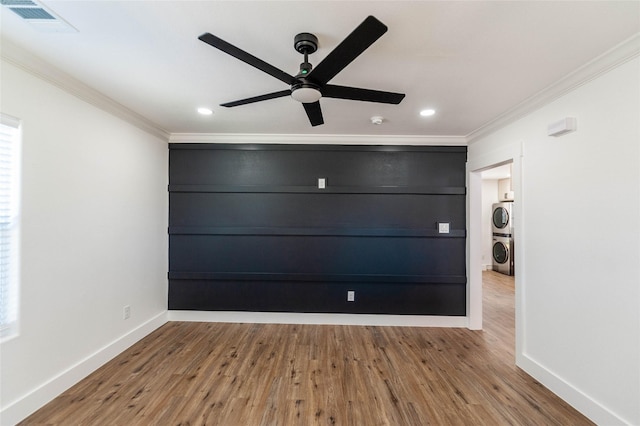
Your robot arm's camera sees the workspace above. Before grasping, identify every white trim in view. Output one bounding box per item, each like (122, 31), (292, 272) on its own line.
(0, 113), (21, 128)
(467, 32), (640, 144)
(0, 312), (168, 426)
(518, 353), (629, 425)
(466, 168), (483, 330)
(0, 39), (170, 142)
(168, 311), (467, 328)
(168, 133), (467, 146)
(467, 141), (523, 356)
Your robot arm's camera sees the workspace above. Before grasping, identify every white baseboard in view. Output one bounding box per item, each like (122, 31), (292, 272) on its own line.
(0, 312), (168, 426)
(518, 353), (629, 425)
(168, 310), (468, 328)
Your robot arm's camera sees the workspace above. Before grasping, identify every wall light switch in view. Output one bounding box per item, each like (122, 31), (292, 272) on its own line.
(347, 290), (355, 302)
(438, 223), (450, 234)
(318, 178), (326, 189)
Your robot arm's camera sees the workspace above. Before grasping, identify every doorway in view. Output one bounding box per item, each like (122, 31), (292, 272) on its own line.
(480, 163), (516, 356)
(467, 150), (523, 363)
(481, 163), (513, 274)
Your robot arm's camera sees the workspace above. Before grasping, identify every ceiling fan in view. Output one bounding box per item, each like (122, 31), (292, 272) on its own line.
(198, 16), (405, 126)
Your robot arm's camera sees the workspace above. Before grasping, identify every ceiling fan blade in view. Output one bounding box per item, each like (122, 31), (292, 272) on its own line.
(303, 101), (324, 126)
(307, 16), (387, 85)
(221, 90), (292, 107)
(322, 85), (405, 104)
(199, 33), (297, 85)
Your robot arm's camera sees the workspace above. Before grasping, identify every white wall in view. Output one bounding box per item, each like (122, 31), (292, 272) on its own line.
(497, 177), (513, 201)
(481, 179), (499, 269)
(468, 57), (640, 425)
(0, 60), (168, 424)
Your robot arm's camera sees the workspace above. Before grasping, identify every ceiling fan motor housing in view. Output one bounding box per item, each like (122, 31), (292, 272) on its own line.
(294, 32), (318, 54)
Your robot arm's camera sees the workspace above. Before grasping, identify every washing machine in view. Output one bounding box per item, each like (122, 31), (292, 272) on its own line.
(492, 202), (513, 236)
(492, 236), (514, 275)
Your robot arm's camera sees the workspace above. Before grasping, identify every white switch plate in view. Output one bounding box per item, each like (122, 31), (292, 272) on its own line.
(347, 290), (355, 302)
(438, 223), (450, 233)
(318, 178), (326, 189)
(123, 305), (131, 320)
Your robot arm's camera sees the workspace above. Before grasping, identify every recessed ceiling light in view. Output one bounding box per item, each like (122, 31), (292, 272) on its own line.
(197, 107), (213, 115)
(420, 109), (436, 117)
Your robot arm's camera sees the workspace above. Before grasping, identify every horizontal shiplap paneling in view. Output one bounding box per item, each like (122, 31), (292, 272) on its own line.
(168, 143), (467, 315)
(168, 280), (466, 315)
(169, 192), (465, 229)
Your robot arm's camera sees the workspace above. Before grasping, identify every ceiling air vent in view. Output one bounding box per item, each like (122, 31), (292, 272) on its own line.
(1, 0), (38, 4)
(1, 0), (77, 32)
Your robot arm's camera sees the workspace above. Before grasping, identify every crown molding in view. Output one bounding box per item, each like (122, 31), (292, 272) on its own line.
(1, 38), (170, 142)
(466, 32), (640, 144)
(168, 132), (467, 145)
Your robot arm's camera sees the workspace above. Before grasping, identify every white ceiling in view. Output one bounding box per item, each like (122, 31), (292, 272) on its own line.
(1, 1), (639, 137)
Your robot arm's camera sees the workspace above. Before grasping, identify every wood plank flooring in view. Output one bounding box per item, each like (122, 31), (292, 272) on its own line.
(20, 271), (593, 425)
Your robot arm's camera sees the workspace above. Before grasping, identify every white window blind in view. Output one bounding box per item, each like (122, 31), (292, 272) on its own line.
(0, 114), (20, 342)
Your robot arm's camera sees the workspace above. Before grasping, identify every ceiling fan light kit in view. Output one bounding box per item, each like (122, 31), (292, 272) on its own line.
(198, 15), (405, 126)
(291, 86), (322, 103)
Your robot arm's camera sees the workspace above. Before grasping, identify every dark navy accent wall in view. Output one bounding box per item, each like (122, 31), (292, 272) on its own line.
(168, 144), (467, 315)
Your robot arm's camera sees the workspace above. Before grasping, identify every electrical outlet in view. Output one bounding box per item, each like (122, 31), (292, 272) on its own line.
(318, 178), (326, 189)
(123, 305), (131, 320)
(347, 291), (355, 302)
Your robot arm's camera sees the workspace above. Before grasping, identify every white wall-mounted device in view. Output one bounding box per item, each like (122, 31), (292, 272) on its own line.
(318, 178), (326, 189)
(438, 222), (450, 234)
(547, 117), (577, 137)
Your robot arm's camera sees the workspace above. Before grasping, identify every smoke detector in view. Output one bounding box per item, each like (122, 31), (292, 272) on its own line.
(370, 116), (384, 125)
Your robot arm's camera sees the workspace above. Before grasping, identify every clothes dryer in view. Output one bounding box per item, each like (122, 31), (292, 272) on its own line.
(492, 202), (513, 236)
(492, 235), (514, 275)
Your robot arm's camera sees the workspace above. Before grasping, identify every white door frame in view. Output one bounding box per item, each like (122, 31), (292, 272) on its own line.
(466, 141), (524, 362)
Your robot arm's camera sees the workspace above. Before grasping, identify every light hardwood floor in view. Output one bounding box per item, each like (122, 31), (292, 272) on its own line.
(20, 271), (593, 425)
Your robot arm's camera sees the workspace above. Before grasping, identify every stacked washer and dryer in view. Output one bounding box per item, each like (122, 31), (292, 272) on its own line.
(492, 202), (514, 275)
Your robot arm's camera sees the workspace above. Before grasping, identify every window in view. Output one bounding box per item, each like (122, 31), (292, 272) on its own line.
(0, 114), (21, 342)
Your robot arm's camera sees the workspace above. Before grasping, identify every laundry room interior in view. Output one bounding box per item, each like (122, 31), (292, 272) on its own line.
(481, 163), (514, 275)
